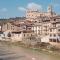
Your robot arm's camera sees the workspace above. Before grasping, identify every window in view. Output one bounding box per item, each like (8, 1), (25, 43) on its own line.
(58, 29), (60, 31)
(58, 34), (60, 36)
(24, 34), (25, 37)
(49, 39), (52, 42)
(49, 39), (57, 42)
(13, 28), (14, 30)
(39, 21), (40, 23)
(53, 23), (56, 27)
(53, 39), (56, 42)
(50, 34), (52, 37)
(45, 33), (47, 35)
(35, 21), (37, 23)
(54, 19), (56, 21)
(53, 34), (56, 37)
(32, 15), (33, 16)
(31, 34), (32, 36)
(11, 26), (12, 30)
(50, 29), (52, 32)
(57, 39), (60, 43)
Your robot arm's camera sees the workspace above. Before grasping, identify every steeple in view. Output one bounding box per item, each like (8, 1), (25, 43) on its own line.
(47, 5), (52, 13)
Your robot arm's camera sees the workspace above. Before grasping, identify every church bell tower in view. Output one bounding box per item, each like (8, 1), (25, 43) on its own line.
(47, 5), (52, 13)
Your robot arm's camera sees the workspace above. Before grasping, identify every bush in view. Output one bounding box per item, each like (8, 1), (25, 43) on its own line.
(34, 42), (41, 48)
(39, 42), (50, 48)
(11, 41), (25, 46)
(47, 45), (59, 51)
(33, 42), (50, 48)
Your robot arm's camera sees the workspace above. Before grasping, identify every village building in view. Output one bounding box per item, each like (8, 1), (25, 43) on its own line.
(0, 5), (60, 47)
(26, 5), (57, 22)
(0, 20), (34, 42)
(26, 5), (60, 46)
(11, 30), (33, 42)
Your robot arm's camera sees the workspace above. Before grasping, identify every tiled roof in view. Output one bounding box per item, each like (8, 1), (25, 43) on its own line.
(12, 30), (33, 33)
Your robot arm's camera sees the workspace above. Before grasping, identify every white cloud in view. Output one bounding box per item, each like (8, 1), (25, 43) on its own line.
(0, 8), (8, 12)
(17, 2), (42, 12)
(27, 2), (42, 11)
(17, 7), (26, 11)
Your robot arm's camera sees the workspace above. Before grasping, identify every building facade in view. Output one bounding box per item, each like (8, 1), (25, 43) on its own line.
(0, 5), (60, 46)
(26, 5), (60, 45)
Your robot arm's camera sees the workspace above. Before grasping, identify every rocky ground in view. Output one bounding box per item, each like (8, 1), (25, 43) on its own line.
(0, 42), (60, 60)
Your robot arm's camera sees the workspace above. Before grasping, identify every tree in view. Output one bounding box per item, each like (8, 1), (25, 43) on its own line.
(7, 32), (11, 37)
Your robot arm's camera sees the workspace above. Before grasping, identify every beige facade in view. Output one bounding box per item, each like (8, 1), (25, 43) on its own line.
(11, 30), (34, 42)
(32, 16), (60, 44)
(26, 5), (60, 44)
(2, 22), (20, 32)
(49, 22), (60, 43)
(26, 6), (57, 22)
(1, 21), (33, 42)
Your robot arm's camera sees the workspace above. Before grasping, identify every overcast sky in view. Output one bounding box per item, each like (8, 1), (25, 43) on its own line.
(0, 0), (60, 18)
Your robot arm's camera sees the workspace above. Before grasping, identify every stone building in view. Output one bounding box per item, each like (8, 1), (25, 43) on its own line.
(0, 20), (34, 42)
(11, 30), (33, 42)
(26, 5), (60, 46)
(26, 5), (57, 22)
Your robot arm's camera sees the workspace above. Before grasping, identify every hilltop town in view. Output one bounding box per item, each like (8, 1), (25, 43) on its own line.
(0, 5), (60, 48)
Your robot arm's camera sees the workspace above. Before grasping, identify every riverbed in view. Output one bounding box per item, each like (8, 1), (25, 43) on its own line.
(0, 43), (60, 60)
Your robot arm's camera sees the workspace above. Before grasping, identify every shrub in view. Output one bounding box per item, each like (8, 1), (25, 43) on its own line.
(47, 45), (60, 51)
